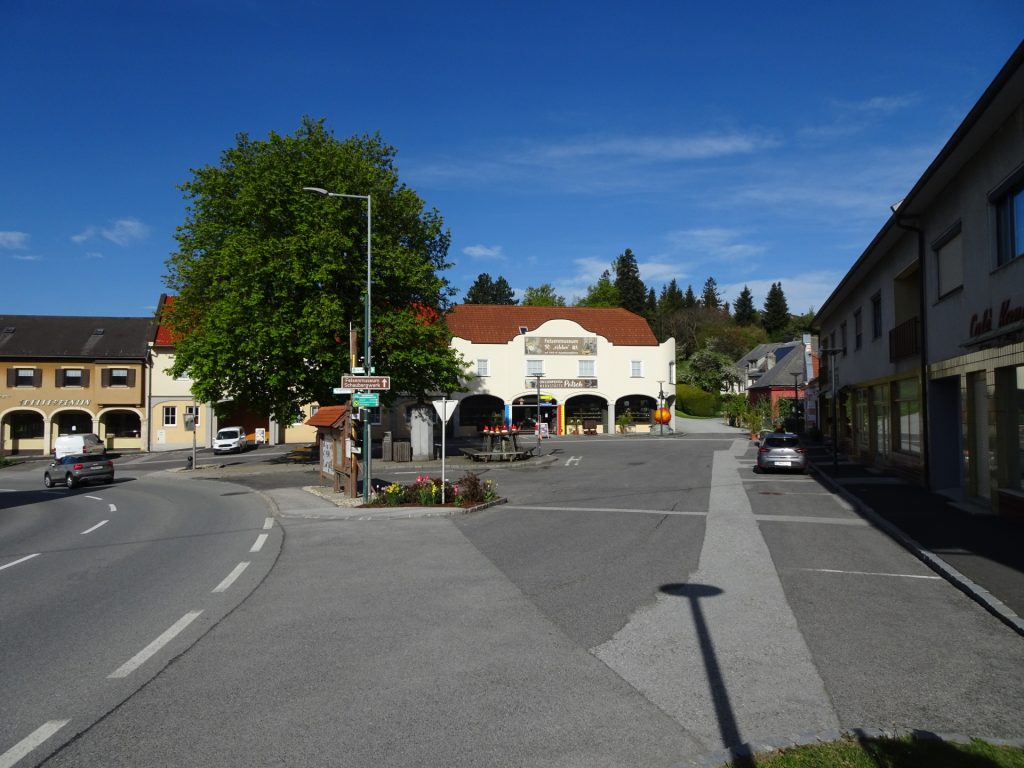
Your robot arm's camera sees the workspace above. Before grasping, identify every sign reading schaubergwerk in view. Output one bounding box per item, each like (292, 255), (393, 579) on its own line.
(341, 375), (390, 390)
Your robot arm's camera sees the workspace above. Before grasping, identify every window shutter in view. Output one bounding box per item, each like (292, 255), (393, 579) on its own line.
(32, 370), (42, 387)
(56, 370), (66, 387)
(81, 369), (91, 387)
(6, 368), (15, 387)
(127, 369), (137, 387)
(102, 369), (111, 387)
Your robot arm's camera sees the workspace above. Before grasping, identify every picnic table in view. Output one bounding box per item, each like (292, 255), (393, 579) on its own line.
(460, 429), (535, 462)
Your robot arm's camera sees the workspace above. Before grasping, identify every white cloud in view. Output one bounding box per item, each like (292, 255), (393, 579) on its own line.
(72, 218), (149, 246)
(462, 244), (505, 259)
(0, 231), (29, 249)
(666, 228), (766, 262)
(528, 133), (779, 163)
(720, 271), (841, 317)
(9, 253), (40, 261)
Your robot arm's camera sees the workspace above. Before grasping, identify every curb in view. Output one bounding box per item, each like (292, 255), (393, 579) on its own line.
(681, 725), (1024, 768)
(808, 461), (1024, 637)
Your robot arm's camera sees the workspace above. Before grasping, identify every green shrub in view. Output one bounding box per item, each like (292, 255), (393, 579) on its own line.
(676, 384), (721, 417)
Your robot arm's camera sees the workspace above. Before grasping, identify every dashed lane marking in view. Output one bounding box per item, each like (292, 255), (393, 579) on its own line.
(250, 533), (268, 553)
(108, 610), (204, 678)
(80, 520), (109, 535)
(212, 562), (250, 593)
(0, 554), (40, 572)
(796, 567), (941, 580)
(0, 720), (71, 768)
(263, 517), (274, 530)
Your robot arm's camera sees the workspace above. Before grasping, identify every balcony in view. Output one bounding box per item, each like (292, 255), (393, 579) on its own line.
(889, 316), (920, 362)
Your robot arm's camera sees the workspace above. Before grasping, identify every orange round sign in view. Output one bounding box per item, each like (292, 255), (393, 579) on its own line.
(653, 407), (672, 424)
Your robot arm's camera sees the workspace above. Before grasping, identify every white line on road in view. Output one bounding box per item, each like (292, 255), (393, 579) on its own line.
(0, 554), (40, 572)
(108, 611), (203, 679)
(86, 495), (103, 501)
(0, 720), (71, 768)
(212, 561), (250, 593)
(108, 503), (117, 513)
(80, 520), (109, 535)
(797, 568), (941, 580)
(565, 456), (582, 466)
(504, 504), (706, 516)
(754, 515), (868, 526)
(250, 533), (268, 553)
(263, 517), (274, 530)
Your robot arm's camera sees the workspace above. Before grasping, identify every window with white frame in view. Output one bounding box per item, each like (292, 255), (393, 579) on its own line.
(935, 229), (963, 298)
(108, 368), (130, 387)
(163, 406), (177, 427)
(995, 178), (1024, 267)
(578, 359), (595, 377)
(526, 359), (544, 376)
(62, 368), (84, 387)
(477, 359), (490, 377)
(630, 360), (643, 378)
(185, 405), (200, 426)
(14, 368), (37, 387)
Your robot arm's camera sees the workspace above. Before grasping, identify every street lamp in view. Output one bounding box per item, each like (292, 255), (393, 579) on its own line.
(303, 186), (373, 501)
(790, 372), (802, 435)
(531, 373), (544, 447)
(818, 347), (842, 468)
(657, 380), (665, 436)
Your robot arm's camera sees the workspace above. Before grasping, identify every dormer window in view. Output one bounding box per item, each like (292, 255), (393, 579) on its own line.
(519, 326), (529, 334)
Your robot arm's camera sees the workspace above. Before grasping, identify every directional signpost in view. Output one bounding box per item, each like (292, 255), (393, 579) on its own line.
(341, 375), (390, 502)
(352, 393), (379, 408)
(342, 375), (390, 390)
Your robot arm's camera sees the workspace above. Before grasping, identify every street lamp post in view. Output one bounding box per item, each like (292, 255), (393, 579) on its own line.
(303, 186), (373, 501)
(791, 372), (801, 435)
(819, 348), (842, 468)
(531, 373), (544, 448)
(657, 380), (665, 436)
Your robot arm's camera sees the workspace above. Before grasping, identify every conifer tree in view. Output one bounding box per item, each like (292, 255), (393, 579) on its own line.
(613, 248), (647, 314)
(701, 277), (721, 310)
(762, 281), (791, 340)
(733, 285), (758, 326)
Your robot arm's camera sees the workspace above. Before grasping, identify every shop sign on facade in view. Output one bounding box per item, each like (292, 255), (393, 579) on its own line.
(20, 399), (91, 406)
(524, 378), (597, 389)
(523, 336), (597, 355)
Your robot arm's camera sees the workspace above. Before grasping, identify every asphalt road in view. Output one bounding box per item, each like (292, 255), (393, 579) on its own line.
(0, 458), (282, 767)
(5, 433), (1023, 766)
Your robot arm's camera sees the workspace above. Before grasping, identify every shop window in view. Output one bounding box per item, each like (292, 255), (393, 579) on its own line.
(163, 406), (177, 427)
(578, 359), (595, 377)
(935, 228), (963, 297)
(854, 389), (869, 450)
(476, 359), (489, 377)
(9, 412), (44, 438)
(893, 378), (921, 455)
(106, 411), (141, 437)
(994, 178), (1024, 266)
(872, 384), (890, 458)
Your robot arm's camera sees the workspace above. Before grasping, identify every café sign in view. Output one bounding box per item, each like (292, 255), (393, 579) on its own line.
(969, 297), (1024, 338)
(524, 378), (597, 389)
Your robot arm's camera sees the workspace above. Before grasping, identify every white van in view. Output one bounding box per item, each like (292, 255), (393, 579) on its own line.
(54, 433), (105, 459)
(213, 426), (250, 454)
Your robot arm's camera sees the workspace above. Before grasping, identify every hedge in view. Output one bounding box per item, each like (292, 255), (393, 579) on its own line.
(676, 384), (721, 417)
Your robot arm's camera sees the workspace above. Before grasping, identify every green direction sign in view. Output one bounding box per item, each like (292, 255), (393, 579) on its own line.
(352, 393), (380, 408)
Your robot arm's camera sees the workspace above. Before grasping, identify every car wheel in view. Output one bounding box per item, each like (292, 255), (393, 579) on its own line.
(44, 473), (54, 488)
(65, 472), (78, 489)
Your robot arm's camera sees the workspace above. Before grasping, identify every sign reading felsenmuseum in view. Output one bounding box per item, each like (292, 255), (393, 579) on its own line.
(523, 336), (597, 356)
(524, 378), (597, 389)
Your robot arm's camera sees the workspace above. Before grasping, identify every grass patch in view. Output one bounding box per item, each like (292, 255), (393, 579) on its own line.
(720, 736), (1024, 768)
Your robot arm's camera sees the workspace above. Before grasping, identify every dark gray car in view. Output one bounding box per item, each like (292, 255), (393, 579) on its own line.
(755, 432), (808, 473)
(44, 454), (115, 488)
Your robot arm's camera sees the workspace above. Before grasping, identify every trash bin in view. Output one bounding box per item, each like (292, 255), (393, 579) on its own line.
(382, 431), (393, 462)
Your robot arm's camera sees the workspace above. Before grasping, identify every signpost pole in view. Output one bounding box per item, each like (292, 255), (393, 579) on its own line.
(432, 399), (456, 504)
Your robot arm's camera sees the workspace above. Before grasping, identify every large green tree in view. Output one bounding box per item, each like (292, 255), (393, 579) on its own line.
(521, 284), (566, 306)
(733, 285), (759, 326)
(464, 273), (516, 304)
(613, 248), (647, 314)
(701, 276), (721, 310)
(762, 281), (791, 340)
(575, 270), (619, 307)
(163, 118), (466, 422)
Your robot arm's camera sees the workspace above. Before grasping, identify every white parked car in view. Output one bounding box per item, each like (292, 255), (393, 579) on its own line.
(213, 426), (250, 454)
(54, 432), (105, 459)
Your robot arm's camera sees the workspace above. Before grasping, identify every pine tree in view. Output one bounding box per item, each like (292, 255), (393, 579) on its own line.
(613, 248), (647, 314)
(762, 281), (791, 340)
(575, 270), (619, 307)
(733, 285), (758, 326)
(682, 284), (697, 308)
(659, 279), (684, 315)
(464, 273), (516, 304)
(701, 277), (721, 310)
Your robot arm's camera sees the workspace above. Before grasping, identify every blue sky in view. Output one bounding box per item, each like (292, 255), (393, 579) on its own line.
(2, 2), (1022, 318)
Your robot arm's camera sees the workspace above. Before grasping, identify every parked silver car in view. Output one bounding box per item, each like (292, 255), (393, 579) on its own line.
(44, 454), (115, 488)
(755, 432), (808, 473)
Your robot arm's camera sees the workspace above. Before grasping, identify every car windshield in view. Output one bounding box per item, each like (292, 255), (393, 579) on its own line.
(217, 430), (239, 439)
(764, 437), (800, 448)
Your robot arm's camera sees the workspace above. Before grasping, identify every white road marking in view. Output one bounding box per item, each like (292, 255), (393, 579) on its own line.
(212, 562), (250, 593)
(754, 515), (868, 526)
(504, 504), (706, 516)
(565, 456), (582, 466)
(263, 517), (274, 530)
(797, 568), (941, 580)
(0, 720), (71, 768)
(108, 504), (117, 513)
(108, 611), (203, 679)
(0, 554), (40, 572)
(250, 533), (268, 553)
(80, 520), (109, 535)
(85, 495), (103, 501)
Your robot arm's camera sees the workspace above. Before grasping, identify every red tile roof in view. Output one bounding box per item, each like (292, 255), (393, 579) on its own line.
(445, 305), (658, 346)
(153, 295), (180, 346)
(305, 405), (347, 428)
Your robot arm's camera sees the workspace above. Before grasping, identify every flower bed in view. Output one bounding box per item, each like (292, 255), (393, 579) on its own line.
(375, 471), (498, 508)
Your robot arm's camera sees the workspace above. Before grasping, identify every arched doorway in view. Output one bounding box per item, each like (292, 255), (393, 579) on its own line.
(54, 409), (93, 436)
(564, 394), (608, 434)
(615, 395), (656, 433)
(101, 409), (143, 452)
(512, 394), (559, 435)
(456, 394), (505, 434)
(2, 409), (44, 455)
